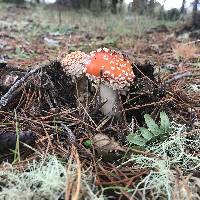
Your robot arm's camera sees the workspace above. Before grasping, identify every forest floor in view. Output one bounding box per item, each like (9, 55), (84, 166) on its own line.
(0, 3), (200, 200)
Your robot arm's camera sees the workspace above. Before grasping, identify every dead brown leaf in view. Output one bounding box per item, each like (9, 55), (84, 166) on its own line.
(93, 133), (124, 154)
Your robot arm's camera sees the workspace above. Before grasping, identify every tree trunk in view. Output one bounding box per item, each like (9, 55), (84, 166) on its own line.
(118, 0), (123, 13)
(71, 0), (81, 9)
(133, 0), (147, 14)
(56, 0), (71, 6)
(88, 0), (92, 9)
(180, 0), (186, 14)
(99, 0), (103, 11)
(148, 0), (155, 15)
(192, 0), (200, 28)
(111, 0), (118, 14)
(159, 0), (166, 19)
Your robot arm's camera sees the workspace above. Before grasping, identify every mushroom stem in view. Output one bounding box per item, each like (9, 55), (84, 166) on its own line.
(99, 84), (119, 116)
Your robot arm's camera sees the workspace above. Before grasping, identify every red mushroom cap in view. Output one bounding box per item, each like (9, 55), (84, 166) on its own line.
(60, 51), (90, 77)
(85, 48), (135, 90)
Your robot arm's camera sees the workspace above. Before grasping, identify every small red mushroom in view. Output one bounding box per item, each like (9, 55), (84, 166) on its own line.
(85, 48), (135, 116)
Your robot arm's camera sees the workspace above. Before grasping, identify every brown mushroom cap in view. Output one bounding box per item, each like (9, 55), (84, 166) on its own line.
(85, 48), (135, 90)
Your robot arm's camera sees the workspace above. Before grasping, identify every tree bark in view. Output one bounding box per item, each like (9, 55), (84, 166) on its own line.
(99, 0), (103, 11)
(148, 0), (155, 15)
(71, 0), (81, 9)
(133, 0), (147, 14)
(111, 0), (118, 14)
(88, 0), (92, 9)
(180, 0), (186, 14)
(192, 0), (200, 28)
(158, 0), (166, 19)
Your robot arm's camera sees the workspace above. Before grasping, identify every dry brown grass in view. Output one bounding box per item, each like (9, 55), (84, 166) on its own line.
(172, 42), (199, 61)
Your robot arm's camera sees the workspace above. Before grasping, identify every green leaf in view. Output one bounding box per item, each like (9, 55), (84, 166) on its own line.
(127, 133), (135, 143)
(160, 111), (170, 134)
(140, 127), (154, 140)
(144, 114), (160, 136)
(127, 112), (171, 147)
(84, 140), (93, 148)
(127, 134), (147, 146)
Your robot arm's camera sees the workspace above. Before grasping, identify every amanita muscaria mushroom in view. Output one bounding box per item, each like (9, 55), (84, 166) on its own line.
(60, 51), (91, 105)
(84, 47), (135, 116)
(60, 51), (90, 77)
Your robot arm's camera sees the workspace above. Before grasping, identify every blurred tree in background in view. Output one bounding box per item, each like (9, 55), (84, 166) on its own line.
(192, 0), (200, 28)
(148, 0), (155, 15)
(2, 0), (200, 25)
(180, 0), (186, 14)
(3, 0), (25, 4)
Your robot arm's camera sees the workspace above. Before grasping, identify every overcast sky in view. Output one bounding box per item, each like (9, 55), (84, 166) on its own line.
(125, 0), (194, 10)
